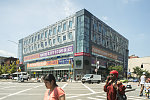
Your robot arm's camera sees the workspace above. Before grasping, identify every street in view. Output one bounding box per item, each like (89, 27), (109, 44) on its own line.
(0, 81), (148, 100)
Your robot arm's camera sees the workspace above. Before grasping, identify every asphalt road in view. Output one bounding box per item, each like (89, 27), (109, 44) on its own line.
(0, 81), (149, 100)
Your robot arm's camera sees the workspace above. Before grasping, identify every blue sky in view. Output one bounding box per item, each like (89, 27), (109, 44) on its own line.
(0, 0), (150, 58)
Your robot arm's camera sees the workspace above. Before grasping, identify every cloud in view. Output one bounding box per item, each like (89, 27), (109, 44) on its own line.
(0, 50), (17, 57)
(102, 16), (109, 21)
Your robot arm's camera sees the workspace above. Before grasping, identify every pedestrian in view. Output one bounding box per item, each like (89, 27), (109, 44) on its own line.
(104, 70), (126, 100)
(43, 74), (65, 100)
(144, 78), (150, 98)
(138, 72), (146, 96)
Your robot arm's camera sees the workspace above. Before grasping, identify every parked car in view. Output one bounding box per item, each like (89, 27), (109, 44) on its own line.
(128, 78), (134, 82)
(132, 78), (139, 82)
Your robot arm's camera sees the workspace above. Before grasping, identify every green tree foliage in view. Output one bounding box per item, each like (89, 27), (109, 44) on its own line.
(133, 66), (150, 77)
(0, 65), (2, 75)
(9, 62), (17, 74)
(0, 63), (17, 74)
(108, 65), (123, 75)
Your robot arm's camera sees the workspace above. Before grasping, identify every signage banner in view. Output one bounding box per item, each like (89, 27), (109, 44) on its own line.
(74, 52), (90, 56)
(24, 45), (73, 61)
(92, 46), (118, 60)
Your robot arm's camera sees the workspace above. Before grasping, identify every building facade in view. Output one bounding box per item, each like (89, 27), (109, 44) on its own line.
(18, 9), (129, 79)
(128, 56), (150, 77)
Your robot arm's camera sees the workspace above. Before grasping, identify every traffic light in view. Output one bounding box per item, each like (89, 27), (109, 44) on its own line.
(141, 64), (143, 68)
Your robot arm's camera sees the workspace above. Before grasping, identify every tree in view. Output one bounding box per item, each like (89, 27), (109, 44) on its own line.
(108, 65), (123, 77)
(9, 62), (17, 74)
(2, 64), (10, 74)
(133, 66), (150, 77)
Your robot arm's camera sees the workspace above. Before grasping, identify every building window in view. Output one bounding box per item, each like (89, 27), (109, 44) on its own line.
(69, 21), (72, 28)
(34, 36), (37, 42)
(57, 36), (61, 43)
(58, 26), (61, 33)
(45, 41), (47, 46)
(53, 27), (56, 35)
(32, 37), (34, 43)
(98, 24), (102, 33)
(63, 23), (66, 31)
(38, 44), (40, 48)
(68, 32), (72, 40)
(49, 39), (52, 45)
(49, 30), (52, 36)
(41, 42), (44, 48)
(41, 33), (44, 39)
(63, 35), (66, 41)
(38, 34), (40, 40)
(45, 31), (47, 38)
(53, 39), (55, 44)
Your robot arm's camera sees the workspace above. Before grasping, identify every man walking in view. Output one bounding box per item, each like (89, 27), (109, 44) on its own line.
(138, 72), (146, 96)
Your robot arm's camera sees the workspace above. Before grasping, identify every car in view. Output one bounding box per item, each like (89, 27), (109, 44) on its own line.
(132, 78), (139, 82)
(128, 78), (134, 82)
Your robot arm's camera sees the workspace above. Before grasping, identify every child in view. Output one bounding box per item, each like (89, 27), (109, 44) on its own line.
(144, 79), (150, 98)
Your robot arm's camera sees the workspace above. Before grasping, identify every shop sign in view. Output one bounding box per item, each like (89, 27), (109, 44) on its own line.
(92, 46), (118, 60)
(74, 52), (90, 56)
(47, 60), (58, 65)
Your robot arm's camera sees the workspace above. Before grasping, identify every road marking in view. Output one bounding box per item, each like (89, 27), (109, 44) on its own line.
(82, 83), (96, 93)
(96, 96), (106, 98)
(61, 83), (68, 89)
(87, 97), (105, 100)
(67, 92), (101, 99)
(0, 84), (43, 100)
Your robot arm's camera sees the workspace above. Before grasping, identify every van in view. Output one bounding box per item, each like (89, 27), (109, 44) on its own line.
(81, 74), (101, 84)
(12, 72), (29, 82)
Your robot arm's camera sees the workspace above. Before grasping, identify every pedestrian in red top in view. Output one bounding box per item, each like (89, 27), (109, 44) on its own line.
(43, 74), (65, 100)
(104, 70), (126, 100)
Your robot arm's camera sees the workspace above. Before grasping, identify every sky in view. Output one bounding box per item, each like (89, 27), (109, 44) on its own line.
(0, 0), (150, 58)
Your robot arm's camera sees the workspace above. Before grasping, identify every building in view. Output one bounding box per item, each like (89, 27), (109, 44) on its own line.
(128, 56), (150, 76)
(18, 9), (129, 79)
(0, 56), (18, 66)
(0, 56), (7, 66)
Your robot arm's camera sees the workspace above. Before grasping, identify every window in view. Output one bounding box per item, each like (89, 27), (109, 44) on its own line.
(38, 44), (40, 48)
(45, 31), (47, 38)
(68, 32), (72, 40)
(53, 39), (55, 44)
(41, 42), (44, 48)
(38, 34), (40, 40)
(53, 27), (56, 35)
(69, 21), (72, 28)
(98, 24), (101, 32)
(49, 30), (52, 36)
(34, 36), (37, 42)
(41, 33), (44, 39)
(58, 26), (61, 33)
(32, 37), (34, 43)
(63, 35), (66, 41)
(57, 36), (61, 43)
(49, 39), (52, 45)
(63, 23), (66, 31)
(45, 41), (47, 46)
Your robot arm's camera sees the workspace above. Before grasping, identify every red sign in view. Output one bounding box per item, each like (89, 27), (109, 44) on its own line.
(74, 52), (90, 56)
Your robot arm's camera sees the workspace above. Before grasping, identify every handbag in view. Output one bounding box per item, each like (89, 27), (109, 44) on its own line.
(116, 90), (127, 100)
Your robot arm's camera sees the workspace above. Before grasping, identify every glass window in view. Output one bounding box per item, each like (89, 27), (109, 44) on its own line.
(49, 39), (52, 45)
(38, 44), (40, 48)
(57, 36), (61, 43)
(38, 34), (40, 40)
(32, 37), (34, 43)
(53, 39), (55, 44)
(49, 30), (52, 36)
(45, 41), (47, 46)
(69, 21), (72, 28)
(58, 26), (61, 33)
(63, 35), (66, 41)
(63, 23), (66, 31)
(34, 44), (37, 50)
(98, 24), (101, 32)
(45, 31), (47, 38)
(41, 42), (44, 48)
(53, 27), (56, 35)
(41, 33), (44, 39)
(34, 36), (37, 42)
(68, 32), (72, 40)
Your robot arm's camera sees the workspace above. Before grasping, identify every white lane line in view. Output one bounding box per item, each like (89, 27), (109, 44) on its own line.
(0, 84), (43, 100)
(61, 83), (68, 89)
(82, 83), (96, 93)
(67, 92), (101, 99)
(96, 96), (106, 98)
(87, 97), (105, 100)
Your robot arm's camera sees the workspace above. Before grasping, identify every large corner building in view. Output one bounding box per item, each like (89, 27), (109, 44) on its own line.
(18, 9), (129, 79)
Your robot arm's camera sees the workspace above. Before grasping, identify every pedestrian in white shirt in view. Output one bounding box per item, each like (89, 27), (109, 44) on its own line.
(138, 72), (146, 96)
